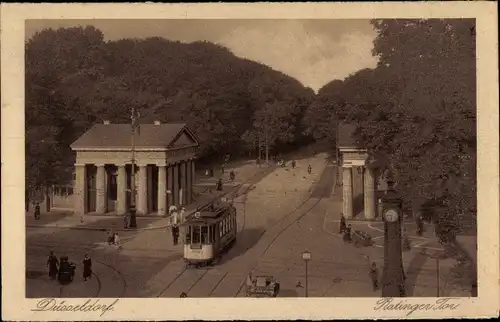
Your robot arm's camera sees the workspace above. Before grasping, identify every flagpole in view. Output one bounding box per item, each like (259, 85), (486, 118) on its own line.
(129, 106), (138, 228)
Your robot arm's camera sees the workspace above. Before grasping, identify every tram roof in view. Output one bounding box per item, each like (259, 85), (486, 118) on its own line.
(182, 204), (233, 225)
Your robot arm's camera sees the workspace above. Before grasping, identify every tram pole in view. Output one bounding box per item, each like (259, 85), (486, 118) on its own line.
(128, 106), (138, 229)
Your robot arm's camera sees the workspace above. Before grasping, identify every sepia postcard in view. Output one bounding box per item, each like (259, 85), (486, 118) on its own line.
(1, 2), (498, 320)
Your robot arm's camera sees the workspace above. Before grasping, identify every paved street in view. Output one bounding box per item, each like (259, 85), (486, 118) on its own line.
(26, 153), (472, 298)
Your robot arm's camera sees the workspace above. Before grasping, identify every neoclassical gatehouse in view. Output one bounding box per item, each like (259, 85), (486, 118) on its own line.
(338, 124), (387, 220)
(70, 121), (200, 216)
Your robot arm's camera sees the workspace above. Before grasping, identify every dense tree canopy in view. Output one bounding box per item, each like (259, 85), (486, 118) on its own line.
(27, 20), (477, 232)
(303, 19), (476, 231)
(25, 26), (313, 193)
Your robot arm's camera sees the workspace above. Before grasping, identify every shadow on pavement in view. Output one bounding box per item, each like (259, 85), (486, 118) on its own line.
(219, 228), (266, 264)
(279, 288), (299, 297)
(25, 212), (71, 226)
(77, 216), (164, 230)
(404, 249), (429, 296)
(353, 194), (364, 218)
(310, 165), (335, 198)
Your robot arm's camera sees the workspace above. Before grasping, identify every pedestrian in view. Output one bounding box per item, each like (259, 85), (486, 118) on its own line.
(369, 262), (379, 291)
(307, 164), (312, 174)
(172, 225), (180, 245)
(107, 229), (115, 245)
(216, 178), (223, 191)
(82, 254), (92, 281)
(221, 164), (225, 174)
(398, 283), (406, 297)
(114, 233), (121, 249)
(343, 224), (352, 243)
(123, 213), (129, 229)
(291, 160), (296, 169)
(169, 204), (178, 216)
(229, 170), (235, 182)
(34, 202), (41, 220)
(47, 251), (59, 280)
(416, 215), (424, 236)
(179, 207), (186, 224)
(171, 207), (179, 227)
(339, 216), (347, 234)
(205, 169), (209, 176)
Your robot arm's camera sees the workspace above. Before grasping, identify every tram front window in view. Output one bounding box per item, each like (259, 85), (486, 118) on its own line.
(201, 226), (209, 244)
(192, 226), (201, 244)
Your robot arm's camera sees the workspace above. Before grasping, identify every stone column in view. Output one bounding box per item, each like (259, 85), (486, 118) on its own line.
(116, 164), (127, 215)
(364, 167), (376, 220)
(137, 164), (148, 215)
(173, 163), (180, 206)
(342, 166), (353, 219)
(147, 166), (154, 212)
(74, 164), (87, 215)
(157, 165), (167, 216)
(191, 160), (196, 201)
(180, 161), (187, 206)
(186, 160), (192, 204)
(167, 166), (173, 209)
(96, 164), (107, 214)
(191, 160), (196, 184)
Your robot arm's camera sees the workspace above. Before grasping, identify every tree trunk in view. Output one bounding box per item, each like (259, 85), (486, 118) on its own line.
(45, 186), (51, 212)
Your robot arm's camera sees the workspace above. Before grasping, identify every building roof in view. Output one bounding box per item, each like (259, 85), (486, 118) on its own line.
(338, 123), (363, 148)
(70, 122), (199, 150)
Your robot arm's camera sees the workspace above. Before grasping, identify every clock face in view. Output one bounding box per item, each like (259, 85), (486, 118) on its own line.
(384, 209), (399, 222)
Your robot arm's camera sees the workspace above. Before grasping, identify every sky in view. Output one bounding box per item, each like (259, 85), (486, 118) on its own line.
(26, 19), (379, 92)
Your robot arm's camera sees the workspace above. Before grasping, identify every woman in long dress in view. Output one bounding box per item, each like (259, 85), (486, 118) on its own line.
(47, 251), (59, 279)
(82, 254), (92, 281)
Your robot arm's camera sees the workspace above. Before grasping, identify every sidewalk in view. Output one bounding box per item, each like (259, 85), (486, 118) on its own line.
(26, 160), (267, 232)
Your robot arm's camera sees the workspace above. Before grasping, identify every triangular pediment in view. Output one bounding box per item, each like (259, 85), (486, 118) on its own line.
(168, 127), (200, 148)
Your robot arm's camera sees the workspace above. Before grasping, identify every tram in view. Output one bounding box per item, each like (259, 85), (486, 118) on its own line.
(181, 201), (237, 267)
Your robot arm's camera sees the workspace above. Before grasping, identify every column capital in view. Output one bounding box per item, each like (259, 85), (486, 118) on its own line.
(74, 163), (86, 167)
(116, 163), (127, 167)
(95, 163), (106, 168)
(342, 164), (353, 169)
(136, 163), (148, 168)
(157, 162), (167, 167)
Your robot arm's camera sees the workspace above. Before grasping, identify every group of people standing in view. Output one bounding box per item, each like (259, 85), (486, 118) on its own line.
(339, 216), (353, 242)
(107, 230), (122, 249)
(46, 251), (92, 283)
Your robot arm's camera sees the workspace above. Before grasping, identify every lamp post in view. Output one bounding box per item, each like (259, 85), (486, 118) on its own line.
(302, 250), (311, 297)
(128, 106), (138, 229)
(428, 251), (447, 297)
(381, 179), (405, 297)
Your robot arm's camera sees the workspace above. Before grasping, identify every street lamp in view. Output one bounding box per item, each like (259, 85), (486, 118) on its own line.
(428, 251), (447, 297)
(381, 179), (406, 297)
(301, 250), (311, 297)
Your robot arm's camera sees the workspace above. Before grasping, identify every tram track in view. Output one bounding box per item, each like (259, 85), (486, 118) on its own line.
(155, 266), (210, 297)
(155, 166), (274, 298)
(233, 195), (323, 296)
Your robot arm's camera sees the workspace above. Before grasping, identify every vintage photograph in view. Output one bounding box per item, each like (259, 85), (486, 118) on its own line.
(2, 2), (498, 320)
(22, 17), (478, 300)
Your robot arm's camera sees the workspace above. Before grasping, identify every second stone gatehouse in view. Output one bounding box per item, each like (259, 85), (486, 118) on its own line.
(338, 123), (388, 220)
(70, 120), (200, 216)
